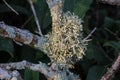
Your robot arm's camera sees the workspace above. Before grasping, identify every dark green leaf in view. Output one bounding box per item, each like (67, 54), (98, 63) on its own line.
(24, 69), (32, 80)
(32, 71), (39, 80)
(0, 4), (30, 15)
(74, 0), (93, 18)
(103, 17), (115, 28)
(104, 41), (120, 53)
(34, 0), (51, 29)
(86, 44), (109, 64)
(35, 50), (43, 60)
(79, 57), (92, 72)
(86, 65), (106, 80)
(115, 20), (120, 27)
(24, 69), (39, 80)
(21, 45), (36, 61)
(0, 38), (14, 57)
(63, 0), (74, 13)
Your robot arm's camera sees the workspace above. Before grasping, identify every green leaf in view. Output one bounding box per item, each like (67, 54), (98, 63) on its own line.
(0, 4), (30, 15)
(103, 17), (115, 28)
(0, 38), (14, 57)
(24, 69), (39, 80)
(86, 44), (109, 64)
(63, 0), (74, 13)
(34, 0), (51, 29)
(86, 65), (106, 80)
(21, 45), (36, 61)
(104, 41), (120, 53)
(79, 57), (92, 72)
(86, 45), (94, 59)
(32, 71), (39, 80)
(24, 69), (32, 80)
(115, 20), (120, 27)
(74, 0), (93, 18)
(35, 50), (43, 60)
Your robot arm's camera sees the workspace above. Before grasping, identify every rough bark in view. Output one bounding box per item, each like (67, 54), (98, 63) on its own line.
(0, 60), (80, 80)
(46, 0), (64, 33)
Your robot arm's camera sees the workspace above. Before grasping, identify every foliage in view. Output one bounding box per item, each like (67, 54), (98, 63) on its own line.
(0, 0), (120, 80)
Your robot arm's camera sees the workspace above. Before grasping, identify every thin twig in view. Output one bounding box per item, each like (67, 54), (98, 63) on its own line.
(28, 0), (43, 36)
(2, 0), (19, 15)
(21, 15), (33, 28)
(82, 27), (96, 42)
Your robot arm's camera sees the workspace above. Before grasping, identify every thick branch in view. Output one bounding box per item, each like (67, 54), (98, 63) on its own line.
(0, 60), (80, 80)
(101, 53), (120, 80)
(99, 0), (120, 5)
(0, 21), (45, 50)
(0, 68), (22, 80)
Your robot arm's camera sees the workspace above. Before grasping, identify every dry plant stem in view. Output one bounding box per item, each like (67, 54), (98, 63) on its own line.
(0, 60), (80, 80)
(99, 0), (120, 5)
(2, 0), (19, 15)
(0, 21), (45, 50)
(82, 27), (96, 42)
(101, 53), (120, 80)
(28, 0), (43, 36)
(46, 0), (64, 33)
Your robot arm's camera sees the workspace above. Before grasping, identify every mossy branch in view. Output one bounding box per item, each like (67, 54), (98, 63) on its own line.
(0, 60), (80, 80)
(0, 21), (45, 50)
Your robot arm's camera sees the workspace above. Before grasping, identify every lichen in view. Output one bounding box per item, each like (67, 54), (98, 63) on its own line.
(42, 12), (87, 68)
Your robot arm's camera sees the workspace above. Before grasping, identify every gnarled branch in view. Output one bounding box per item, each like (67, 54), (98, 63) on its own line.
(0, 60), (80, 80)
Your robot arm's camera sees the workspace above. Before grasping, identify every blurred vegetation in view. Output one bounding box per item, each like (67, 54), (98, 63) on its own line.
(0, 0), (120, 80)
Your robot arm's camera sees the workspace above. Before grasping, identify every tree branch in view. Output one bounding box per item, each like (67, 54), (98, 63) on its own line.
(98, 0), (120, 5)
(0, 68), (22, 80)
(0, 21), (45, 50)
(101, 53), (120, 80)
(0, 0), (83, 80)
(46, 0), (64, 33)
(0, 60), (80, 80)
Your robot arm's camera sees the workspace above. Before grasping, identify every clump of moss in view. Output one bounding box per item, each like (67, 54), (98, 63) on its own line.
(42, 12), (87, 68)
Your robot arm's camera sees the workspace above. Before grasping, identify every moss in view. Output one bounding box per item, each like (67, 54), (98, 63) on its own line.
(42, 12), (87, 68)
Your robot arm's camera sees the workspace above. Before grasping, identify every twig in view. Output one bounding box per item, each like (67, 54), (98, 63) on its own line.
(28, 0), (43, 36)
(82, 27), (96, 42)
(101, 53), (120, 80)
(2, 0), (19, 15)
(0, 60), (80, 80)
(21, 15), (33, 28)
